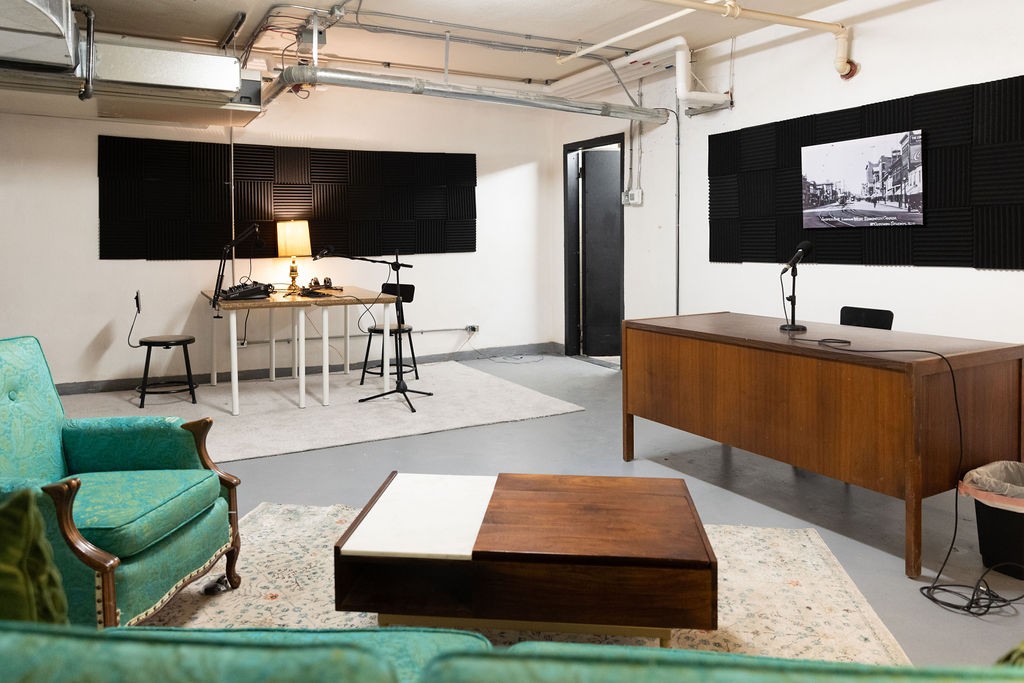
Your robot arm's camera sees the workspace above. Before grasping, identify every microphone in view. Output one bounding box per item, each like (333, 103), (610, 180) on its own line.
(312, 246), (333, 261)
(252, 224), (264, 249)
(781, 240), (813, 275)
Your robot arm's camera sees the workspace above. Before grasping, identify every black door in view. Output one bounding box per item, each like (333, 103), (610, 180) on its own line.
(563, 137), (625, 357)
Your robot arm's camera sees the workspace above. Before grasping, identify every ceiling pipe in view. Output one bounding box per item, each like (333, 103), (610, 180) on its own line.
(262, 65), (670, 124)
(562, 0), (857, 79)
(555, 1), (724, 64)
(673, 40), (730, 110)
(652, 0), (857, 78)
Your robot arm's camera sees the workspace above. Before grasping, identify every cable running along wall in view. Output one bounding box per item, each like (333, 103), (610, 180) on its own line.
(98, 136), (477, 260)
(708, 74), (1024, 269)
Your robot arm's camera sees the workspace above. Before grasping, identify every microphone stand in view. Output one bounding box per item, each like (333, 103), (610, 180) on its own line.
(779, 264), (806, 332)
(313, 248), (432, 412)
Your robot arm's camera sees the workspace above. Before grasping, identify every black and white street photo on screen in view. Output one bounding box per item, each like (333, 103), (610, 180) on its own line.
(801, 130), (922, 229)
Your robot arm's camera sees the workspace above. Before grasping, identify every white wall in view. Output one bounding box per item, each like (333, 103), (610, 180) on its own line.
(3, 0), (1023, 386)
(0, 88), (574, 385)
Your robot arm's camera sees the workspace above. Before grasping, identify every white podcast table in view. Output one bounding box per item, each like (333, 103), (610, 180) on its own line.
(202, 287), (397, 416)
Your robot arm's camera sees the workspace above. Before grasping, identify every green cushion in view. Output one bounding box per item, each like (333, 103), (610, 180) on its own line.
(62, 416), (203, 473)
(71, 470), (221, 557)
(119, 627), (493, 683)
(0, 490), (68, 624)
(0, 620), (399, 683)
(422, 643), (1024, 683)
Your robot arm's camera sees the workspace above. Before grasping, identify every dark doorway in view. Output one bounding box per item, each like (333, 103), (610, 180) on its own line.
(564, 134), (624, 358)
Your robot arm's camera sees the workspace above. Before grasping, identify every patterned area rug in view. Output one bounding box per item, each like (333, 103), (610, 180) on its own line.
(61, 361), (583, 462)
(144, 503), (909, 665)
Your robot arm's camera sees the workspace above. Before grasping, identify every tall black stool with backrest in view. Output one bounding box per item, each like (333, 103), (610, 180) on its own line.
(130, 291), (197, 409)
(360, 282), (419, 385)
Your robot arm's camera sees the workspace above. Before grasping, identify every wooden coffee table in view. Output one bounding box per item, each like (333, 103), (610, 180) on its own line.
(334, 472), (717, 643)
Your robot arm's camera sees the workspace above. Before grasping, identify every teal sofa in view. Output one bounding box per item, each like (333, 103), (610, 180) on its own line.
(1, 620), (1022, 683)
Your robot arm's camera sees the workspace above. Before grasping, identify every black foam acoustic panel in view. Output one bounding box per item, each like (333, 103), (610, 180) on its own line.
(708, 74), (1024, 269)
(98, 137), (477, 260)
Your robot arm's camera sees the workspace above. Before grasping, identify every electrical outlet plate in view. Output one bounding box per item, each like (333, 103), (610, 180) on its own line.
(621, 189), (644, 206)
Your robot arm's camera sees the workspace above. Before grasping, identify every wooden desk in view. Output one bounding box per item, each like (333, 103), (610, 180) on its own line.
(622, 312), (1024, 577)
(202, 287), (396, 416)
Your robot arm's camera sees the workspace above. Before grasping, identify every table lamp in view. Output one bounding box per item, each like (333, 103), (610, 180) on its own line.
(276, 219), (312, 294)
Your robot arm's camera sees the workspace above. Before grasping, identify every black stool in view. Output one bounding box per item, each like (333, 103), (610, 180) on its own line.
(360, 283), (419, 385)
(138, 335), (197, 408)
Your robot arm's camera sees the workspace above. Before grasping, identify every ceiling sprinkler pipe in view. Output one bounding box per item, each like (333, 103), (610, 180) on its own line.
(650, 0), (858, 79)
(264, 65), (669, 123)
(834, 30), (858, 79)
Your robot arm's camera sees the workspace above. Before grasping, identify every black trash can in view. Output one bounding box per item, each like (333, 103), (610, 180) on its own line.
(960, 461), (1024, 580)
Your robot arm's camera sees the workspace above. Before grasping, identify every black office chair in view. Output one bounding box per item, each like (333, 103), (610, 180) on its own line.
(360, 282), (419, 385)
(129, 291), (197, 408)
(839, 306), (894, 330)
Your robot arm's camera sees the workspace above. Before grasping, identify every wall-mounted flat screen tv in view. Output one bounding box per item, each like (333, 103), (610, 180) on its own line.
(801, 130), (922, 229)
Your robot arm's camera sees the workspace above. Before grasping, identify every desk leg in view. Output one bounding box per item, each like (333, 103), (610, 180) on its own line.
(269, 309), (276, 382)
(382, 302), (391, 393)
(297, 308), (306, 409)
(623, 413), (635, 462)
(210, 313), (218, 386)
(905, 485), (922, 578)
(229, 310), (240, 416)
(322, 305), (330, 406)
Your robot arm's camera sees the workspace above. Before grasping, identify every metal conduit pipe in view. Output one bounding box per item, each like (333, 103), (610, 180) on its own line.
(70, 3), (95, 100)
(263, 65), (670, 124)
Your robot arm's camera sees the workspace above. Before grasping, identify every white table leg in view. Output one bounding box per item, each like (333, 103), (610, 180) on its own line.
(210, 312), (218, 386)
(322, 305), (330, 406)
(229, 310), (240, 416)
(343, 306), (351, 374)
(269, 308), (276, 382)
(297, 308), (306, 409)
(291, 312), (299, 379)
(382, 302), (391, 393)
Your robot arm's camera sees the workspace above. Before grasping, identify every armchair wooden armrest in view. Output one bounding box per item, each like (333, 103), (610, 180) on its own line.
(41, 478), (120, 627)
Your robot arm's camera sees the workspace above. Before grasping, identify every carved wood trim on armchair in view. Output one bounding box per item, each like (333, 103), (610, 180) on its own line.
(41, 478), (121, 628)
(181, 418), (242, 589)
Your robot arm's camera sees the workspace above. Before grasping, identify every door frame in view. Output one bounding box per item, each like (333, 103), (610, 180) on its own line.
(563, 133), (625, 356)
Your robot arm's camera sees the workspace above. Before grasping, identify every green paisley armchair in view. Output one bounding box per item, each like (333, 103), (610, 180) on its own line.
(0, 335), (240, 627)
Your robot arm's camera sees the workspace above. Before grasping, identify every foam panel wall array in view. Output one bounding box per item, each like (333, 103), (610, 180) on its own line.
(708, 74), (1024, 269)
(98, 136), (477, 260)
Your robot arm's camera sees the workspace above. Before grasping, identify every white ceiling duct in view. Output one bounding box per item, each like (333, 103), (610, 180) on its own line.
(263, 64), (671, 124)
(0, 0), (261, 127)
(0, 0), (79, 70)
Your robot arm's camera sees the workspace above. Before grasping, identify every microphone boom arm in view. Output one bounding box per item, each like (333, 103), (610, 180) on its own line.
(212, 223), (262, 309)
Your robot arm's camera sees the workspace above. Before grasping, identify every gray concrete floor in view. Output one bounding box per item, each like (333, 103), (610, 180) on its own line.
(224, 354), (1024, 667)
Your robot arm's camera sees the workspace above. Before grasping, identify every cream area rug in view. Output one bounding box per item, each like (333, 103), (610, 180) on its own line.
(61, 361), (582, 463)
(143, 503), (910, 666)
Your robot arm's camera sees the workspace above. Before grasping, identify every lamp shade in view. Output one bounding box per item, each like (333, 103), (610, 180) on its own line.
(276, 220), (311, 257)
